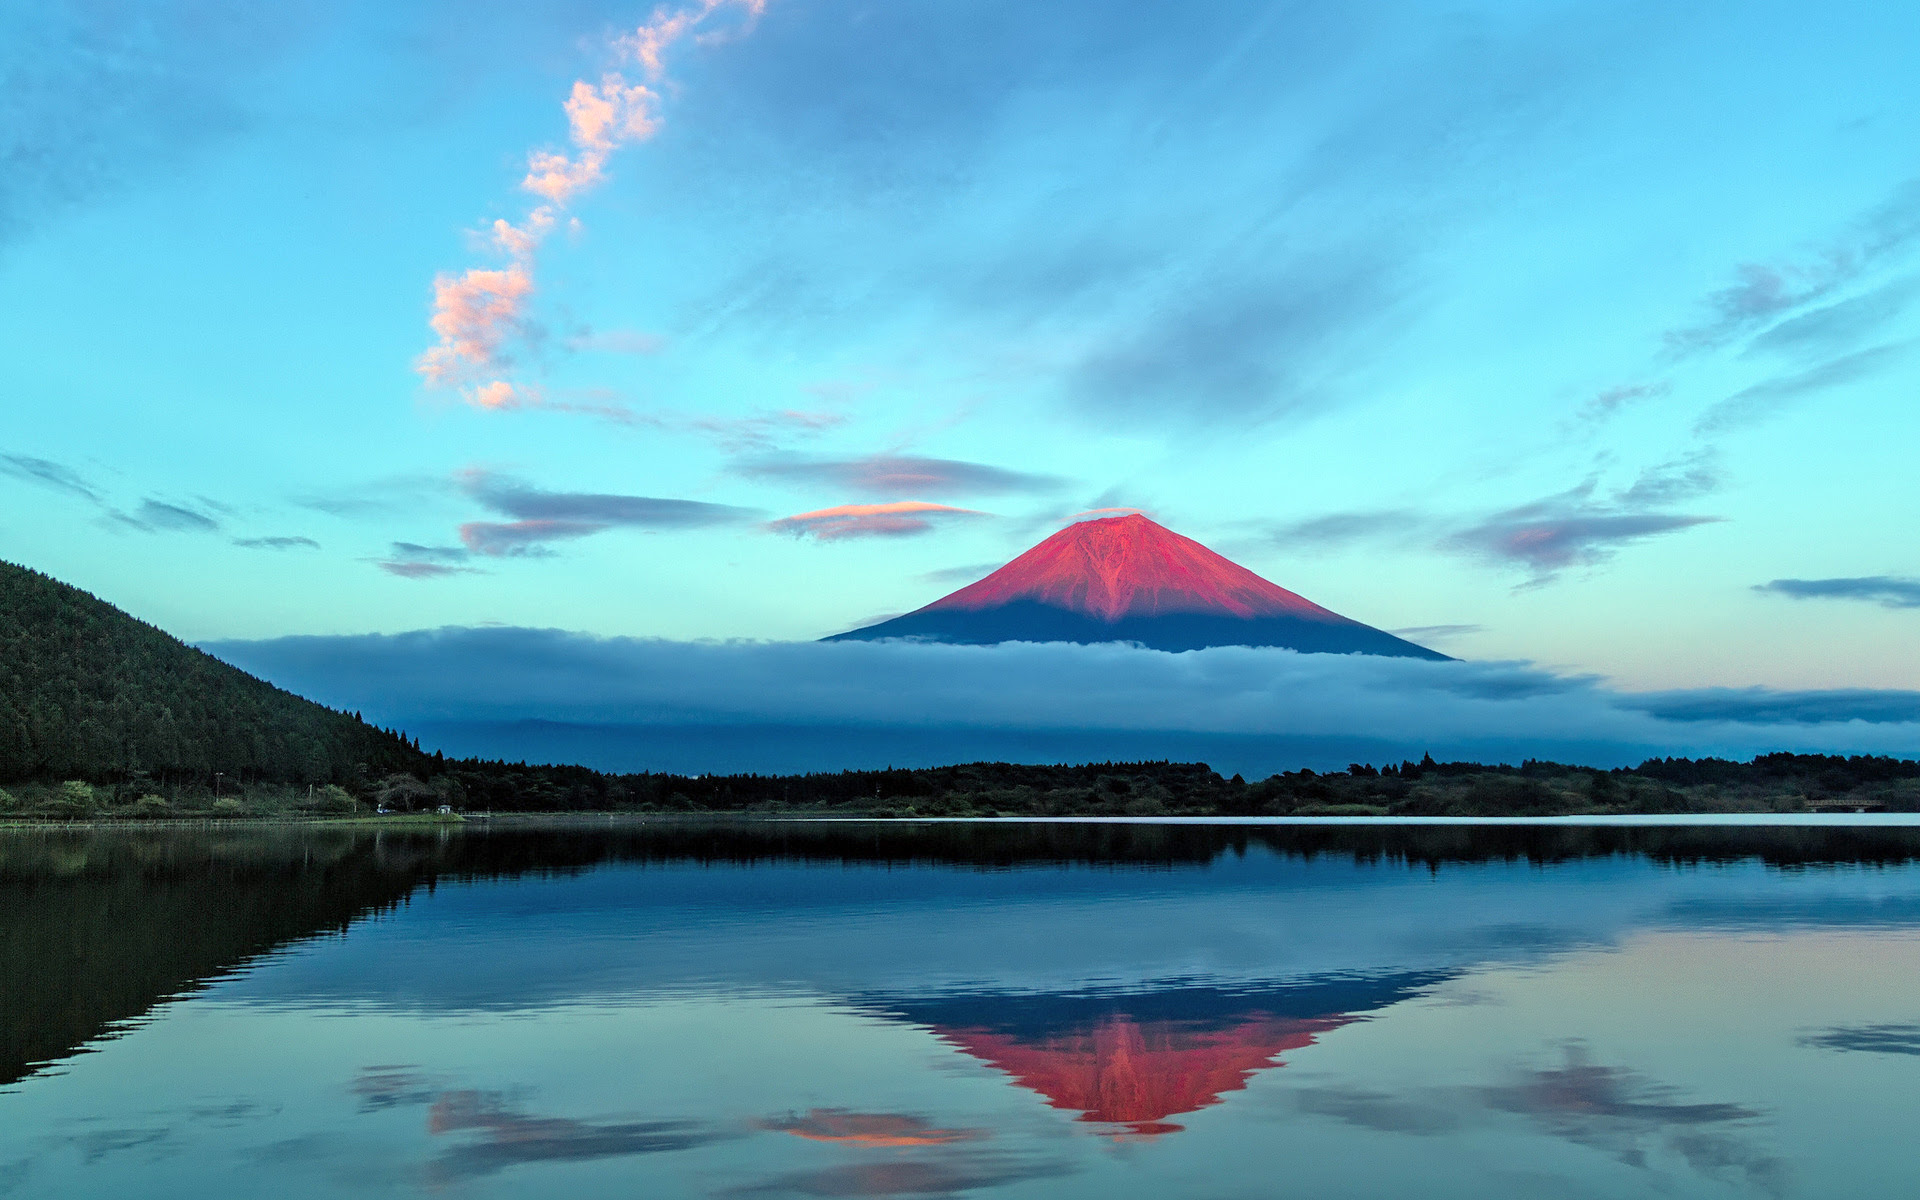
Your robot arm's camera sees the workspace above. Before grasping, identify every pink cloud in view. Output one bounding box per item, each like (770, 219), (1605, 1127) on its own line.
(418, 0), (765, 410)
(416, 264), (534, 390)
(459, 519), (607, 557)
(767, 501), (988, 541)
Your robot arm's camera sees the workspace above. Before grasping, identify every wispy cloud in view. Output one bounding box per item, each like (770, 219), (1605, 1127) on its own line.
(372, 541), (480, 579)
(1275, 464), (1719, 583)
(1623, 688), (1920, 725)
(448, 470), (757, 557)
(416, 0), (766, 407)
(1753, 576), (1920, 610)
(527, 396), (848, 450)
(736, 454), (1063, 499)
(1391, 624), (1484, 642)
(1743, 277), (1920, 359)
(233, 535), (319, 551)
(1452, 505), (1716, 580)
(1573, 381), (1670, 425)
(131, 499), (221, 533)
(1448, 475), (1719, 582)
(375, 560), (480, 580)
(1664, 178), (1920, 359)
(1797, 1024), (1920, 1057)
(1480, 1046), (1784, 1194)
(0, 452), (101, 502)
(1695, 342), (1909, 434)
(425, 1090), (729, 1184)
(767, 501), (987, 541)
(753, 1110), (987, 1149)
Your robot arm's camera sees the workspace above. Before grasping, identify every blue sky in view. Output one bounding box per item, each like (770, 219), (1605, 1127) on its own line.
(5, 0), (1920, 699)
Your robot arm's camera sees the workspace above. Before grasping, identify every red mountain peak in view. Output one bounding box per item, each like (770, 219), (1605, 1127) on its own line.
(924, 513), (1340, 624)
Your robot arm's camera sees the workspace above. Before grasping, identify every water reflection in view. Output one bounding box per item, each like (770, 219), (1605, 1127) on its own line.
(869, 977), (1441, 1136)
(3, 821), (1918, 1198)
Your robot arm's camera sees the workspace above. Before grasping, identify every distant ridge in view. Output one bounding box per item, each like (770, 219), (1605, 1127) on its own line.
(826, 513), (1447, 658)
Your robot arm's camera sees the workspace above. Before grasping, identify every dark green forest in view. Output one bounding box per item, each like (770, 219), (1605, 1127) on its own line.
(0, 560), (423, 787)
(3, 558), (1918, 820)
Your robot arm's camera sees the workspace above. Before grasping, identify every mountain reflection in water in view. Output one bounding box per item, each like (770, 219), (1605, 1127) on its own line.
(870, 977), (1442, 1135)
(5, 820), (1920, 1199)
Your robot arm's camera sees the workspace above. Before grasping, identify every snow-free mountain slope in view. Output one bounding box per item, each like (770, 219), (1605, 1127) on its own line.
(827, 514), (1447, 659)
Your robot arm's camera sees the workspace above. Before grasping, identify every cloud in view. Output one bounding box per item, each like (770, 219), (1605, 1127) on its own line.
(1448, 481), (1719, 579)
(415, 264), (535, 391)
(1664, 178), (1920, 358)
(735, 454), (1063, 499)
(1480, 1046), (1784, 1194)
(1626, 688), (1920, 725)
(0, 453), (101, 502)
(391, 542), (470, 564)
(1454, 511), (1717, 576)
(1754, 576), (1920, 610)
(1613, 451), (1722, 508)
(132, 499), (221, 533)
(458, 519), (603, 557)
(374, 561), (479, 580)
(464, 472), (756, 527)
(520, 398), (848, 450)
(1744, 277), (1920, 359)
(1390, 624), (1483, 642)
(1290, 1086), (1465, 1135)
(232, 536), (320, 551)
(417, 0), (765, 408)
(200, 631), (1920, 777)
(1574, 382), (1671, 425)
(372, 541), (481, 579)
(440, 471), (757, 557)
(1695, 342), (1909, 434)
(424, 1090), (731, 1184)
(767, 502), (988, 541)
(753, 1110), (988, 1149)
(725, 1155), (1068, 1198)
(1797, 1024), (1920, 1057)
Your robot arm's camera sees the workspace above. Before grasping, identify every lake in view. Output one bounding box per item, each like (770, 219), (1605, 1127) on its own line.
(4, 820), (1918, 1198)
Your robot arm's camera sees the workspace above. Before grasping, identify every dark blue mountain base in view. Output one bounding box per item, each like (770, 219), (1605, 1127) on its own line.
(825, 600), (1450, 659)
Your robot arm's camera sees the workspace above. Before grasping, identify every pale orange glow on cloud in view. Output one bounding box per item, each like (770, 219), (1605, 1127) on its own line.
(417, 0), (765, 410)
(767, 501), (988, 541)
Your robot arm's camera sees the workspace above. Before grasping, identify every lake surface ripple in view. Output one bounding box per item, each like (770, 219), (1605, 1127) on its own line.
(3, 822), (1918, 1198)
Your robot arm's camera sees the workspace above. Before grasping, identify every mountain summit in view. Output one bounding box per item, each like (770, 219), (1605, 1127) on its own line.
(826, 513), (1447, 658)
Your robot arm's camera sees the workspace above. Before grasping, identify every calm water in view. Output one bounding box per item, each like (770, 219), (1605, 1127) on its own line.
(4, 821), (1919, 1198)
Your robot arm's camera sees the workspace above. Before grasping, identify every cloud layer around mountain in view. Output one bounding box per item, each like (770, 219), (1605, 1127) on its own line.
(203, 630), (1920, 777)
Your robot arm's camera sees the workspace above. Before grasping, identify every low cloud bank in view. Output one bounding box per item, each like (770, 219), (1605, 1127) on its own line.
(202, 630), (1920, 777)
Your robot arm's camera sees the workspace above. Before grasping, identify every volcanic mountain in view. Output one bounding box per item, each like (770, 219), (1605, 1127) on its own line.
(827, 512), (1447, 658)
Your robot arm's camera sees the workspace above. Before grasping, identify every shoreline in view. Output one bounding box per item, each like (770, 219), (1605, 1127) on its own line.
(4, 810), (1919, 830)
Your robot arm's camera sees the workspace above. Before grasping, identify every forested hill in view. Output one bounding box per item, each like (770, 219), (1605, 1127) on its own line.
(0, 560), (424, 785)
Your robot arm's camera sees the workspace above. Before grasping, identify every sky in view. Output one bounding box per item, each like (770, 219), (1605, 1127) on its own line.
(5, 0), (1920, 766)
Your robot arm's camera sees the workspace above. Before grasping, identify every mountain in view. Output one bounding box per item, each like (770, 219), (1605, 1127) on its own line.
(826, 513), (1448, 658)
(0, 560), (422, 784)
